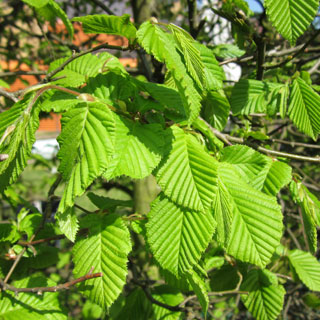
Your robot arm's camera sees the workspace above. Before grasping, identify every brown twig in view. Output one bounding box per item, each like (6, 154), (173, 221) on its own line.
(0, 70), (46, 78)
(0, 88), (18, 102)
(0, 269), (102, 294)
(90, 0), (115, 15)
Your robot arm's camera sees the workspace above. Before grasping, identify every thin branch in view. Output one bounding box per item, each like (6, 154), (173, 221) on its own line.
(0, 71), (46, 78)
(42, 42), (131, 83)
(187, 0), (198, 38)
(272, 139), (320, 149)
(90, 0), (115, 15)
(0, 269), (102, 294)
(275, 273), (293, 281)
(0, 88), (18, 102)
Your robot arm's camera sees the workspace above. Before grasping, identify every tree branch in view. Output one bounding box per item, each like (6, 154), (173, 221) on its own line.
(0, 268), (102, 294)
(0, 88), (18, 102)
(90, 0), (115, 15)
(0, 71), (46, 78)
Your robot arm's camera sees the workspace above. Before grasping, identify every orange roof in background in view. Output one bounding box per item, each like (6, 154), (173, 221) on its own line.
(1, 22), (138, 132)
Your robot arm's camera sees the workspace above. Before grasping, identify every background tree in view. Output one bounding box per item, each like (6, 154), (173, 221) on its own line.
(0, 0), (320, 319)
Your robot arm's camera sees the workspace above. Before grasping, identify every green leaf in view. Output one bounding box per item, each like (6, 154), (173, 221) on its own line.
(146, 195), (216, 275)
(0, 224), (19, 243)
(241, 269), (285, 320)
(156, 125), (218, 212)
(0, 276), (67, 319)
(104, 115), (164, 180)
(22, 0), (49, 8)
(211, 44), (245, 58)
(168, 24), (204, 88)
(290, 181), (319, 253)
(209, 264), (240, 291)
(0, 93), (40, 192)
(72, 14), (137, 44)
(0, 79), (10, 89)
(185, 270), (209, 316)
(87, 192), (133, 210)
(151, 285), (184, 320)
(57, 102), (115, 212)
(231, 79), (283, 115)
(137, 21), (202, 123)
(201, 90), (230, 131)
(40, 90), (80, 113)
(56, 207), (79, 242)
(262, 161), (292, 196)
(73, 213), (132, 309)
(194, 42), (224, 91)
(288, 249), (320, 291)
(264, 0), (318, 45)
(288, 77), (320, 140)
(217, 163), (283, 267)
(48, 54), (105, 87)
(221, 145), (270, 190)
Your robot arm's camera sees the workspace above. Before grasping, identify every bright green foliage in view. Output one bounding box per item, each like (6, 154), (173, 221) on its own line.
(104, 115), (164, 180)
(217, 164), (283, 267)
(185, 270), (209, 315)
(22, 0), (49, 8)
(231, 79), (284, 115)
(147, 195), (216, 275)
(0, 276), (67, 319)
(264, 0), (318, 45)
(212, 44), (245, 58)
(73, 214), (132, 308)
(201, 90), (230, 131)
(137, 21), (202, 123)
(290, 181), (319, 253)
(151, 285), (184, 320)
(0, 93), (40, 192)
(156, 126), (218, 213)
(48, 54), (106, 87)
(288, 249), (320, 291)
(262, 161), (292, 196)
(56, 207), (79, 242)
(72, 14), (137, 44)
(57, 101), (115, 212)
(241, 269), (285, 320)
(288, 77), (320, 140)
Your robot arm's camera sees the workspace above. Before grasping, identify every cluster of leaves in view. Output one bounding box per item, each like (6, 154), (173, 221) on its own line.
(0, 0), (320, 319)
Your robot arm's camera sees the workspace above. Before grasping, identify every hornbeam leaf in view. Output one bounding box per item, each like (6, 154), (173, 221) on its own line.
(73, 214), (132, 309)
(288, 77), (320, 140)
(57, 102), (115, 212)
(104, 114), (164, 180)
(217, 163), (283, 267)
(241, 269), (285, 320)
(288, 249), (320, 291)
(56, 207), (79, 242)
(264, 0), (318, 45)
(72, 14), (137, 43)
(0, 93), (40, 192)
(156, 125), (218, 212)
(137, 21), (202, 123)
(0, 276), (67, 319)
(146, 195), (216, 275)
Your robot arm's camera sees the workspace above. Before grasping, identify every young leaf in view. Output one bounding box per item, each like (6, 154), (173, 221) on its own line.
(185, 270), (209, 316)
(221, 145), (270, 190)
(72, 14), (137, 44)
(201, 90), (230, 131)
(217, 163), (283, 267)
(241, 269), (285, 320)
(22, 0), (49, 8)
(288, 77), (320, 140)
(57, 102), (115, 212)
(288, 249), (320, 291)
(87, 192), (133, 210)
(264, 0), (318, 45)
(211, 44), (245, 59)
(56, 207), (79, 242)
(137, 21), (202, 123)
(146, 195), (216, 275)
(0, 276), (67, 319)
(262, 161), (292, 196)
(104, 114), (164, 180)
(73, 213), (132, 309)
(151, 285), (184, 320)
(0, 93), (40, 192)
(48, 54), (105, 87)
(155, 125), (218, 213)
(168, 24), (204, 88)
